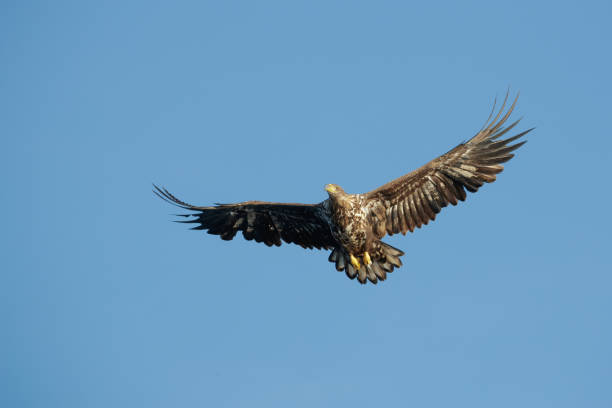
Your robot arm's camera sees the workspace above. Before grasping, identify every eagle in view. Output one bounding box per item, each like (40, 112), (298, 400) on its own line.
(155, 93), (532, 284)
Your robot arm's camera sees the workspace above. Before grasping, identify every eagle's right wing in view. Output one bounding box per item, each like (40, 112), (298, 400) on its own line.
(154, 185), (337, 250)
(364, 93), (532, 238)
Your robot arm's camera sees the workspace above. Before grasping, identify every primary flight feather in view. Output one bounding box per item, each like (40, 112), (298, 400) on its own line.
(155, 92), (532, 284)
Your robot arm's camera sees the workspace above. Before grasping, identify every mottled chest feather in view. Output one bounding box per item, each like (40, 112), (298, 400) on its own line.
(327, 194), (373, 252)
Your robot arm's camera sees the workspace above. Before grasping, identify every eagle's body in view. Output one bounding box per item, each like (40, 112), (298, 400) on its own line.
(155, 93), (532, 284)
(326, 192), (371, 254)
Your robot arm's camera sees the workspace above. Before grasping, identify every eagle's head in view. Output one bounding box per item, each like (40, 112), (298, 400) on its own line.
(325, 184), (347, 200)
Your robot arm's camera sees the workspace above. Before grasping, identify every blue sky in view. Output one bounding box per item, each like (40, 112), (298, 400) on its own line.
(2, 1), (611, 407)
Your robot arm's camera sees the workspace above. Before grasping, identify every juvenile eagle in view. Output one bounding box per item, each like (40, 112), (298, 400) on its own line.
(155, 93), (531, 284)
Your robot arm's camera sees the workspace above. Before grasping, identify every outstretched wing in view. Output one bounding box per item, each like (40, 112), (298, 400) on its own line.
(364, 92), (532, 238)
(154, 185), (336, 249)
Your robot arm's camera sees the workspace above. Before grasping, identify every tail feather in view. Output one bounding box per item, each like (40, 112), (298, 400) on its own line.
(358, 266), (367, 283)
(345, 262), (358, 279)
(328, 242), (405, 285)
(371, 262), (386, 281)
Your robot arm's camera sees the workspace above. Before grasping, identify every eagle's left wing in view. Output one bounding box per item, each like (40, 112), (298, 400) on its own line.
(154, 185), (336, 249)
(364, 93), (532, 238)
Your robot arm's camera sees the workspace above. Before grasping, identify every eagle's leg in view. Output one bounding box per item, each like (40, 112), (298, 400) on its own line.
(363, 251), (372, 266)
(350, 253), (361, 270)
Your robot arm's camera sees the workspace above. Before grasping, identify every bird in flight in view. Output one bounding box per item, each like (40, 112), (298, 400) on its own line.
(155, 93), (531, 284)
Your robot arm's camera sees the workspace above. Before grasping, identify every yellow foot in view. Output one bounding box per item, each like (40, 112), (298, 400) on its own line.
(350, 253), (361, 270)
(363, 251), (372, 266)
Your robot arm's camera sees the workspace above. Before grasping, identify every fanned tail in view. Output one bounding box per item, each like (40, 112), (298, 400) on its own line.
(328, 242), (405, 285)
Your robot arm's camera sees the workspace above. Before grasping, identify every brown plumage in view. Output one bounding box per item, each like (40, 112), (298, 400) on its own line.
(155, 92), (532, 284)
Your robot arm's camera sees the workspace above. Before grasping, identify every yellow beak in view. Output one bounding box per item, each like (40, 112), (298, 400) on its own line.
(325, 184), (336, 193)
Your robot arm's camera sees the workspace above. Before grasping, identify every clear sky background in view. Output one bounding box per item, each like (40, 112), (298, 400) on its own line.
(2, 1), (611, 407)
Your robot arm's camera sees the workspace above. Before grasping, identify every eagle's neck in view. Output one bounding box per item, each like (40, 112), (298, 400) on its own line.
(330, 194), (362, 218)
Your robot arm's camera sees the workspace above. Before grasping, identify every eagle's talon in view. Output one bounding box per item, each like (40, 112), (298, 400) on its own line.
(350, 254), (361, 270)
(363, 251), (372, 265)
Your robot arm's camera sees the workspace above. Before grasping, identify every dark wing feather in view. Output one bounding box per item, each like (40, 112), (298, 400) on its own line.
(364, 92), (532, 237)
(154, 185), (336, 249)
